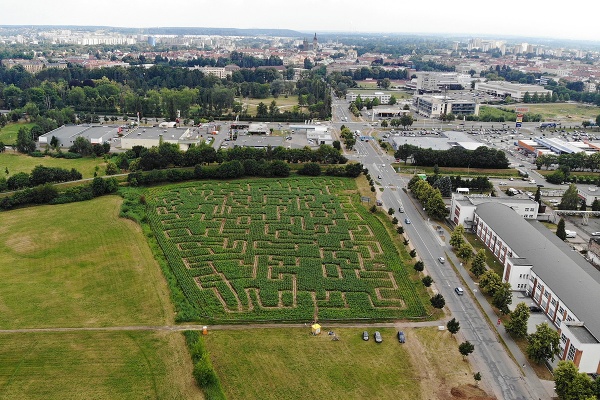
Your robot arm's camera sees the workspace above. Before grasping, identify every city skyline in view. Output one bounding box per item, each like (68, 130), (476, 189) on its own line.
(2, 0), (599, 43)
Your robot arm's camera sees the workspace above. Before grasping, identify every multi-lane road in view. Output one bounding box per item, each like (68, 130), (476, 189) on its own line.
(343, 114), (550, 399)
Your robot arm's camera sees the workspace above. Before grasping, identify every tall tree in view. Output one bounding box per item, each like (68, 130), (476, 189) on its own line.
(492, 282), (513, 315)
(15, 127), (36, 154)
(458, 341), (475, 359)
(556, 218), (567, 241)
(554, 360), (595, 400)
(526, 322), (561, 364)
(559, 184), (579, 210)
(479, 270), (502, 296)
(505, 302), (530, 338)
(430, 293), (445, 309)
(470, 249), (487, 277)
(447, 317), (460, 335)
(450, 225), (465, 248)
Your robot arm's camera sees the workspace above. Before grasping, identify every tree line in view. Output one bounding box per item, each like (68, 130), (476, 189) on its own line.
(0, 165), (82, 192)
(395, 145), (509, 169)
(0, 63), (332, 121)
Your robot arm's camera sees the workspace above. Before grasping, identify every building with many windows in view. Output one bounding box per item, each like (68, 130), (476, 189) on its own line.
(474, 81), (552, 101)
(473, 202), (600, 373)
(412, 95), (479, 118)
(345, 92), (391, 104)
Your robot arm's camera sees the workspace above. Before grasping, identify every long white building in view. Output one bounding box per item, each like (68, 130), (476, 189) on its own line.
(473, 202), (600, 373)
(474, 81), (552, 101)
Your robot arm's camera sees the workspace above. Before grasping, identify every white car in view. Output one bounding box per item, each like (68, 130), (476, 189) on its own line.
(455, 287), (464, 296)
(592, 232), (600, 236)
(438, 257), (445, 264)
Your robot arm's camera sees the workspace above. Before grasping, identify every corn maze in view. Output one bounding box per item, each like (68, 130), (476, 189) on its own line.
(147, 177), (426, 322)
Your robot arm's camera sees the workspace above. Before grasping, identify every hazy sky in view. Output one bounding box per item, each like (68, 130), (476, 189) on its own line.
(3, 0), (599, 42)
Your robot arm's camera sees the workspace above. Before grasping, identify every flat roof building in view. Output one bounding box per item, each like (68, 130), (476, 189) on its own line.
(412, 95), (479, 118)
(39, 125), (119, 148)
(475, 81), (552, 101)
(120, 126), (202, 151)
(345, 92), (391, 104)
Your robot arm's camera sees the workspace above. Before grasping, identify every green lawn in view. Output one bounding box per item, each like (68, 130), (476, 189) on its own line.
(241, 96), (299, 115)
(0, 195), (173, 329)
(205, 328), (421, 400)
(0, 196), (203, 399)
(0, 331), (202, 400)
(0, 122), (36, 145)
(505, 103), (600, 122)
(0, 151), (108, 179)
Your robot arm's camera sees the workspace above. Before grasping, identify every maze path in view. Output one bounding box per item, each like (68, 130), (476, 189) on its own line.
(148, 178), (425, 320)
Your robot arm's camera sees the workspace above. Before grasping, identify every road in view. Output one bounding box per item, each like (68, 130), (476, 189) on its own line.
(342, 121), (548, 399)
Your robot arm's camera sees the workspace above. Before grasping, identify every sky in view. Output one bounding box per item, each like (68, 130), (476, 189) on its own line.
(2, 0), (600, 43)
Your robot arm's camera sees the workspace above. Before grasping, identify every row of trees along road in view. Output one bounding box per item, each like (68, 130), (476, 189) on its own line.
(394, 145), (509, 169)
(407, 175), (448, 220)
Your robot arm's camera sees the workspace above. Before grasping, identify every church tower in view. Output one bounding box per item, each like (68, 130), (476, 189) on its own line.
(313, 33), (318, 51)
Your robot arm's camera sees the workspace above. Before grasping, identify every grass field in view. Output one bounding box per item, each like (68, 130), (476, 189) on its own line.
(240, 96), (299, 115)
(0, 122), (36, 145)
(505, 103), (600, 122)
(0, 196), (172, 329)
(146, 177), (427, 322)
(205, 327), (487, 400)
(0, 151), (108, 179)
(0, 331), (202, 400)
(0, 195), (204, 399)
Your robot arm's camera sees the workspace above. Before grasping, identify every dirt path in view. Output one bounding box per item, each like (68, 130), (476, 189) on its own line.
(0, 319), (447, 334)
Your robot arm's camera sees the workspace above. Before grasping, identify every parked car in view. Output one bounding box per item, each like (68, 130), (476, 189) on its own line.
(362, 331), (369, 341)
(438, 257), (445, 264)
(397, 331), (406, 343)
(374, 331), (382, 343)
(592, 232), (600, 236)
(529, 305), (543, 312)
(405, 218), (411, 224)
(455, 287), (464, 295)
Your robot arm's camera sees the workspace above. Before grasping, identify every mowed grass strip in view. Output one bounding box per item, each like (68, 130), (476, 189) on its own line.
(0, 151), (108, 179)
(205, 328), (421, 400)
(0, 195), (173, 329)
(0, 331), (203, 400)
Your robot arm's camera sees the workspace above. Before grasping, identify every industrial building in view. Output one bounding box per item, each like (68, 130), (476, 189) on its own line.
(39, 125), (120, 148)
(389, 131), (486, 151)
(120, 126), (204, 150)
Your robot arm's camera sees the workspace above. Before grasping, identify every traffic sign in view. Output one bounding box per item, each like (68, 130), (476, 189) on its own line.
(516, 122), (522, 128)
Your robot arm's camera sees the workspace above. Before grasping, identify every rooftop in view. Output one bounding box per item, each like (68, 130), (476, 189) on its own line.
(475, 202), (600, 340)
(568, 325), (599, 344)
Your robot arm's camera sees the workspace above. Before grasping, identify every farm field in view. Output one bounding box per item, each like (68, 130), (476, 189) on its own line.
(0, 151), (108, 179)
(0, 331), (202, 400)
(0, 122), (36, 145)
(205, 327), (489, 400)
(146, 177), (427, 322)
(0, 196), (172, 329)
